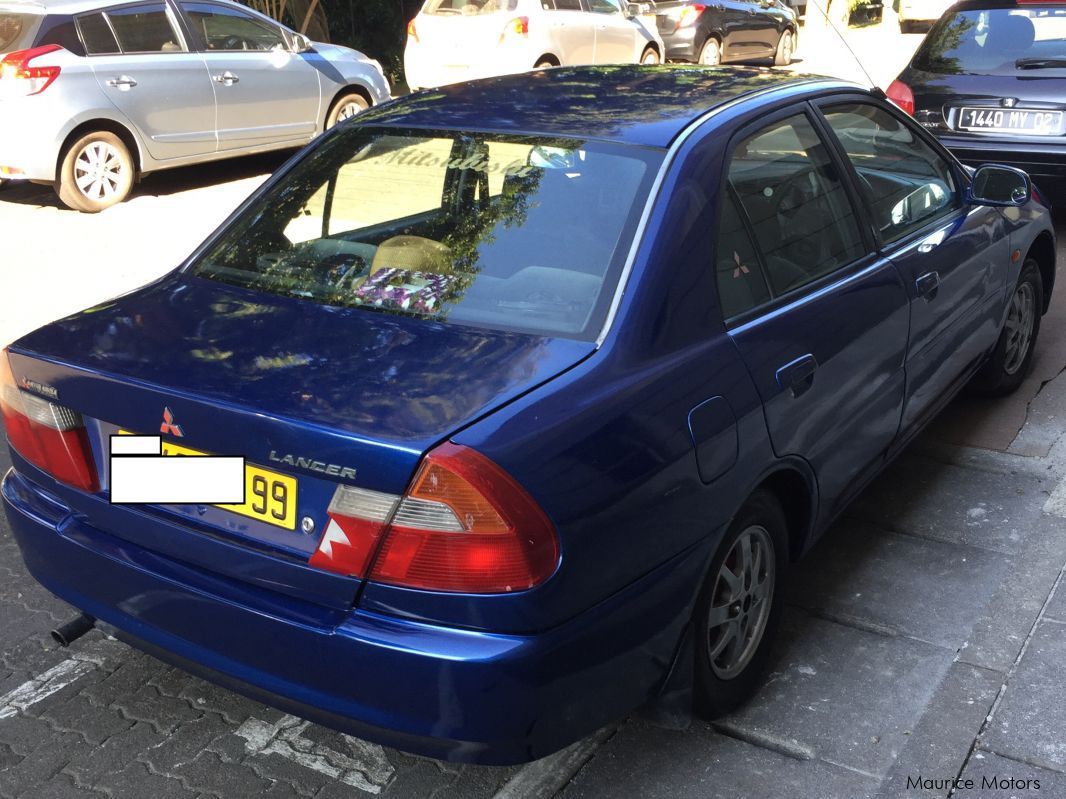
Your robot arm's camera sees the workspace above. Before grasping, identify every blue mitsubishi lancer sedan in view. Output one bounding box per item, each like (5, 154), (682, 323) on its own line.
(1, 66), (1056, 764)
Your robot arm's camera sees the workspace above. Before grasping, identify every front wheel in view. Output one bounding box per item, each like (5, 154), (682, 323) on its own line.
(774, 29), (795, 65)
(694, 490), (787, 718)
(640, 46), (660, 65)
(56, 131), (134, 213)
(326, 91), (369, 129)
(970, 259), (1043, 396)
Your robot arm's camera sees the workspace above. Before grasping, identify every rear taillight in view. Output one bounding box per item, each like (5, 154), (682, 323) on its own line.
(677, 4), (706, 27)
(0, 351), (98, 492)
(310, 443), (559, 593)
(887, 79), (915, 116)
(499, 16), (529, 44)
(407, 19), (419, 44)
(0, 45), (63, 97)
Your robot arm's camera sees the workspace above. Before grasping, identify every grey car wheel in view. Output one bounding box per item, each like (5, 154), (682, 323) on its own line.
(700, 37), (722, 65)
(774, 29), (795, 66)
(695, 489), (787, 718)
(970, 258), (1043, 396)
(56, 131), (134, 213)
(326, 92), (369, 129)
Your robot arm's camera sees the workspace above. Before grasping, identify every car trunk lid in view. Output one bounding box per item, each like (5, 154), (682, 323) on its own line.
(6, 274), (593, 605)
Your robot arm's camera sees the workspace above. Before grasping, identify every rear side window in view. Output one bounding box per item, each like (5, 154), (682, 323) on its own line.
(715, 191), (771, 319)
(821, 103), (958, 244)
(424, 0), (519, 14)
(77, 13), (120, 54)
(554, 0), (582, 8)
(0, 12), (43, 52)
(915, 6), (1066, 75)
(33, 16), (84, 55)
(106, 3), (182, 53)
(727, 114), (866, 297)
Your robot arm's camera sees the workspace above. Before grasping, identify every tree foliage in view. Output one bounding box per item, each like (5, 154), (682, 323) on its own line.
(322, 0), (423, 85)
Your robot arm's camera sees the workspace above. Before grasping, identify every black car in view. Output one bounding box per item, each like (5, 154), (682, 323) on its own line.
(890, 0), (1066, 202)
(655, 0), (799, 66)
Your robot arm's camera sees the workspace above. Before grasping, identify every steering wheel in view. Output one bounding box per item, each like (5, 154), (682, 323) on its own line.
(221, 34), (251, 51)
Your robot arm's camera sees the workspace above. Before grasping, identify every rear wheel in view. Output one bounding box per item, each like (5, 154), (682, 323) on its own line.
(699, 37), (722, 65)
(970, 259), (1043, 396)
(899, 18), (913, 32)
(694, 490), (787, 718)
(56, 131), (134, 213)
(774, 29), (795, 65)
(326, 91), (369, 129)
(535, 58), (558, 68)
(641, 46), (660, 64)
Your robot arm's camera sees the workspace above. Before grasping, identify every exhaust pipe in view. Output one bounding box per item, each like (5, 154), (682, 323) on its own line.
(51, 613), (95, 647)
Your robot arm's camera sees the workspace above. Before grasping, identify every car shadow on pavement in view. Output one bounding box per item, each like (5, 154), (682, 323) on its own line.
(0, 150), (292, 212)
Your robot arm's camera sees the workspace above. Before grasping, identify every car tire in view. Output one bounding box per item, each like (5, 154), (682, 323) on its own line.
(326, 91), (369, 129)
(774, 29), (795, 65)
(699, 37), (722, 65)
(56, 131), (135, 213)
(640, 46), (660, 64)
(535, 59), (558, 68)
(899, 18), (912, 32)
(970, 259), (1043, 396)
(694, 489), (787, 719)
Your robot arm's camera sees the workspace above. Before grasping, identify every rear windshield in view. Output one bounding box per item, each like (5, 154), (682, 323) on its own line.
(191, 127), (660, 340)
(915, 6), (1066, 75)
(0, 12), (42, 52)
(424, 0), (519, 14)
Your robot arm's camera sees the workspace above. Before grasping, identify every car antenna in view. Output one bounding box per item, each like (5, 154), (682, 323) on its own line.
(800, 0), (886, 97)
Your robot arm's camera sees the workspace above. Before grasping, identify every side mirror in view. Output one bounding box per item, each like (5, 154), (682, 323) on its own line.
(967, 164), (1031, 207)
(291, 33), (314, 53)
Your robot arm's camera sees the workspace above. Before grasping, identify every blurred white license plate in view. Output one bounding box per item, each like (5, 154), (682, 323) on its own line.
(958, 107), (1064, 135)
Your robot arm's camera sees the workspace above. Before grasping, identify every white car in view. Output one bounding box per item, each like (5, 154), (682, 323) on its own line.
(404, 0), (663, 90)
(898, 0), (956, 31)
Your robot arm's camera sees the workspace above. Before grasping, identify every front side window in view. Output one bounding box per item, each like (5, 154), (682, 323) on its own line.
(106, 3), (182, 53)
(191, 127), (660, 340)
(821, 103), (958, 244)
(727, 114), (866, 298)
(181, 3), (287, 51)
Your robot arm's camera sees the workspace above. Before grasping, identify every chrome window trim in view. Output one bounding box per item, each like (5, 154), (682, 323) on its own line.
(593, 77), (863, 348)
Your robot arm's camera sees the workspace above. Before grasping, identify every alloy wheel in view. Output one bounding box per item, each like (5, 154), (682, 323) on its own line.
(1004, 281), (1036, 375)
(781, 32), (793, 63)
(705, 525), (776, 680)
(701, 40), (721, 65)
(73, 141), (125, 203)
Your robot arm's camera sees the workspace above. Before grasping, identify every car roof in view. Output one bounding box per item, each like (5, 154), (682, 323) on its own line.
(360, 65), (851, 149)
(0, 0), (242, 15)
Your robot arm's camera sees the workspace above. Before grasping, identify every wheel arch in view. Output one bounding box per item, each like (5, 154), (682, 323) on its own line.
(641, 41), (661, 59)
(324, 83), (374, 126)
(57, 118), (143, 182)
(752, 463), (818, 562)
(1026, 230), (1056, 314)
(534, 53), (560, 67)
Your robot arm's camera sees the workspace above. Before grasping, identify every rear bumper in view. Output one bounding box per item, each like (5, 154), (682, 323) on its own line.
(661, 27), (700, 62)
(0, 100), (61, 182)
(939, 135), (1066, 190)
(2, 465), (702, 764)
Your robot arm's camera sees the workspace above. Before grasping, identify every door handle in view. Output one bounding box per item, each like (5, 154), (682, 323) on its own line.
(106, 76), (137, 89)
(916, 271), (940, 301)
(214, 72), (240, 85)
(775, 353), (818, 399)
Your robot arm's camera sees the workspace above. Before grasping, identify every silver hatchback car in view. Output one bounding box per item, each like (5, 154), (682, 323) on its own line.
(0, 0), (390, 211)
